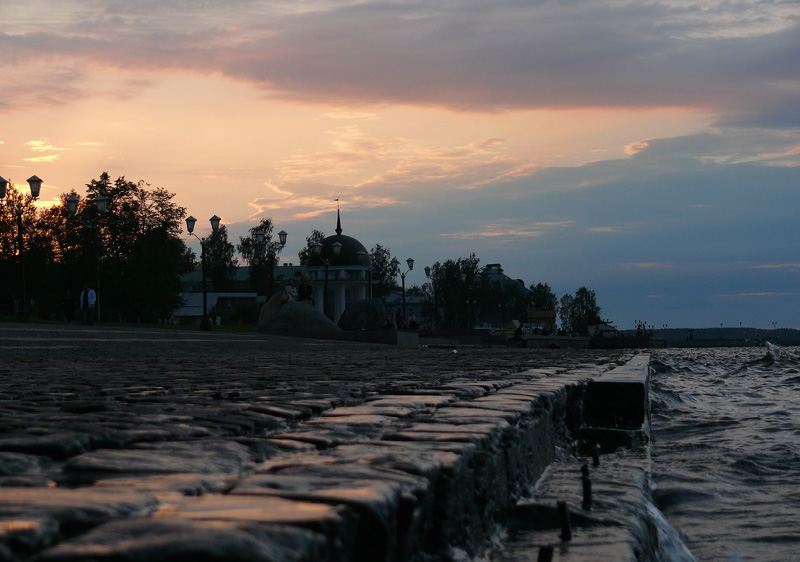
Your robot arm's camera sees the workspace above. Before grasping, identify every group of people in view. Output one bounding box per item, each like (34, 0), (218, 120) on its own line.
(281, 275), (314, 306)
(394, 307), (419, 330)
(60, 283), (97, 326)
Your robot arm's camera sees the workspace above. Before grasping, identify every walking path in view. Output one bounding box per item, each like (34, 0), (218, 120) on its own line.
(0, 324), (631, 561)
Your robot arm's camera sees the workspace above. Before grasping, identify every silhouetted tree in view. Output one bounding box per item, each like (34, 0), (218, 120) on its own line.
(205, 225), (237, 292)
(238, 218), (284, 295)
(432, 253), (481, 329)
(298, 229), (326, 266)
(7, 172), (193, 322)
(559, 286), (601, 336)
(529, 282), (557, 310)
(370, 244), (399, 300)
(0, 183), (41, 314)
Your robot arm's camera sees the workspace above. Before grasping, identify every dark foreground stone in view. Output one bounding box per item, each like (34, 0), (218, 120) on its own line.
(0, 324), (645, 562)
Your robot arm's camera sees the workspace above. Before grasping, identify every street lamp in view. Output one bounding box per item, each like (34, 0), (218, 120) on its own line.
(0, 175), (43, 317)
(255, 228), (287, 295)
(392, 257), (414, 327)
(312, 240), (341, 319)
(186, 214), (221, 331)
(424, 264), (441, 329)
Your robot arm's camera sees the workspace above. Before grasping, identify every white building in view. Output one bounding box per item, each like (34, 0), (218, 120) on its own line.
(305, 212), (370, 322)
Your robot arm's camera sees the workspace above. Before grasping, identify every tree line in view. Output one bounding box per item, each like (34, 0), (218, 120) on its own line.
(1, 172), (194, 322)
(1, 171), (603, 332)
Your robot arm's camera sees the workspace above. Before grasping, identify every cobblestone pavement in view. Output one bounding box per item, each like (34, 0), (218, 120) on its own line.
(0, 324), (628, 561)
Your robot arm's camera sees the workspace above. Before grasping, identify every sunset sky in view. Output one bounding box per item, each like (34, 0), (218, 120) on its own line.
(1, 0), (798, 329)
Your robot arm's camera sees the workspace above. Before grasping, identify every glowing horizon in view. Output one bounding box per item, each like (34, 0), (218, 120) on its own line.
(1, 0), (798, 328)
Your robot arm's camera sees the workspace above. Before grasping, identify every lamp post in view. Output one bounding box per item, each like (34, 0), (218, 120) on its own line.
(186, 214), (221, 331)
(392, 257), (414, 327)
(312, 240), (342, 319)
(0, 175), (42, 317)
(256, 228), (287, 295)
(424, 264), (441, 329)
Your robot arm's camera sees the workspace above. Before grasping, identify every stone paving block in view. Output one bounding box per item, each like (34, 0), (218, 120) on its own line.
(284, 399), (339, 414)
(62, 440), (254, 483)
(35, 518), (328, 562)
(399, 421), (511, 437)
(430, 406), (521, 424)
(271, 427), (374, 449)
(0, 475), (55, 488)
(383, 429), (493, 444)
(233, 472), (414, 562)
(470, 395), (547, 415)
(432, 384), (488, 399)
(0, 432), (102, 460)
(364, 395), (456, 411)
(304, 414), (398, 429)
(0, 452), (46, 477)
(93, 473), (240, 496)
(0, 488), (158, 556)
(229, 437), (285, 462)
(320, 405), (419, 419)
(297, 462), (429, 556)
(265, 438), (318, 453)
(247, 404), (311, 421)
(160, 495), (357, 562)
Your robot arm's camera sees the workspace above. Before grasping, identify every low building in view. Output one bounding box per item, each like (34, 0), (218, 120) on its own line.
(484, 263), (531, 294)
(177, 264), (305, 324)
(180, 264), (305, 295)
(173, 292), (260, 324)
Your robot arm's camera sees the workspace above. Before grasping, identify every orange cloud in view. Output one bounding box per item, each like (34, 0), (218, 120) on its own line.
(624, 140), (650, 156)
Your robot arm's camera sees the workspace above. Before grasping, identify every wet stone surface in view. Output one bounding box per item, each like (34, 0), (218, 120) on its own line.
(0, 324), (627, 561)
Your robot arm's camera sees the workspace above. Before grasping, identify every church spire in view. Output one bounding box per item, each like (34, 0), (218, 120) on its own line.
(335, 199), (342, 235)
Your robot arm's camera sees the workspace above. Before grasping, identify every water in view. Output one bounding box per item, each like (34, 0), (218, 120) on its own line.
(651, 346), (800, 562)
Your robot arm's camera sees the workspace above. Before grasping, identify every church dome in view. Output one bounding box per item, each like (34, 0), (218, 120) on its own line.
(306, 211), (369, 268)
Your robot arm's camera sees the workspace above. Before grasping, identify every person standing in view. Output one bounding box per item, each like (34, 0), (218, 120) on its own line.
(61, 289), (76, 325)
(297, 275), (314, 306)
(282, 278), (297, 304)
(80, 282), (97, 326)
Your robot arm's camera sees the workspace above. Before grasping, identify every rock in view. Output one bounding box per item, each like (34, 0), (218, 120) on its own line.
(257, 291), (286, 326)
(336, 299), (387, 331)
(258, 298), (341, 336)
